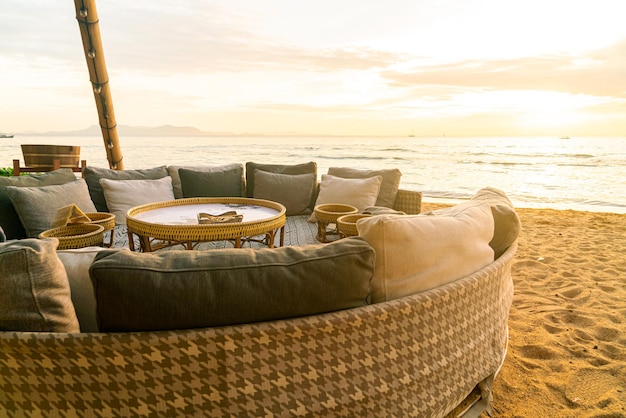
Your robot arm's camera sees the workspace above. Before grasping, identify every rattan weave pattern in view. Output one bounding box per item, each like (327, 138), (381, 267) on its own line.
(0, 242), (516, 417)
(38, 223), (104, 250)
(85, 212), (115, 247)
(393, 189), (422, 214)
(337, 213), (372, 237)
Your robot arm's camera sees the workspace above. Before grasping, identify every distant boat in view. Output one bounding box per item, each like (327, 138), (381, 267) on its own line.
(0, 133), (14, 138)
(560, 136), (570, 139)
(408, 130), (415, 137)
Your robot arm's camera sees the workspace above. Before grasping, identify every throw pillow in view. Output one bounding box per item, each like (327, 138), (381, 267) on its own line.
(245, 161), (318, 201)
(5, 179), (97, 238)
(99, 177), (175, 225)
(327, 167), (402, 208)
(83, 165), (169, 212)
(308, 174), (383, 223)
(357, 205), (495, 303)
(57, 246), (113, 332)
(168, 164), (246, 199)
(253, 170), (317, 215)
(179, 165), (245, 198)
(0, 168), (77, 240)
(428, 187), (521, 258)
(89, 237), (375, 332)
(0, 238), (80, 333)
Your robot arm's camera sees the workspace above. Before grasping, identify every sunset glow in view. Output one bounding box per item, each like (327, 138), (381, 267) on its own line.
(1, 0), (625, 136)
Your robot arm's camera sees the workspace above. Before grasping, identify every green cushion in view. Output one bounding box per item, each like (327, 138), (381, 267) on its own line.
(0, 169), (77, 239)
(5, 179), (97, 238)
(168, 164), (244, 199)
(0, 238), (80, 333)
(89, 237), (374, 332)
(253, 170), (317, 215)
(179, 165), (245, 198)
(83, 166), (169, 212)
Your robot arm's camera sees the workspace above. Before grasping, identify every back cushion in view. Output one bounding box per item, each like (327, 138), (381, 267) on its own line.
(253, 170), (317, 215)
(327, 167), (402, 208)
(89, 237), (374, 332)
(168, 164), (245, 199)
(358, 205), (495, 303)
(245, 162), (318, 204)
(179, 165), (245, 198)
(83, 166), (169, 212)
(0, 169), (77, 239)
(0, 238), (80, 333)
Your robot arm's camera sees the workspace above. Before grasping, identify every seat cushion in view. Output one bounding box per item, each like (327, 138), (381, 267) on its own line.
(89, 237), (375, 332)
(0, 238), (80, 332)
(178, 165), (245, 198)
(358, 205), (495, 303)
(83, 166), (169, 212)
(5, 179), (97, 238)
(327, 167), (402, 208)
(253, 170), (317, 215)
(0, 169), (77, 239)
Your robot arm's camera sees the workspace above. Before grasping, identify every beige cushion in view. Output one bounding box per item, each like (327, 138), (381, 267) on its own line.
(0, 238), (80, 332)
(57, 246), (111, 332)
(99, 176), (175, 225)
(83, 165), (169, 212)
(5, 179), (97, 238)
(89, 237), (375, 332)
(358, 205), (495, 303)
(308, 174), (383, 222)
(428, 187), (521, 258)
(0, 168), (77, 240)
(168, 164), (244, 199)
(253, 170), (317, 215)
(327, 167), (402, 208)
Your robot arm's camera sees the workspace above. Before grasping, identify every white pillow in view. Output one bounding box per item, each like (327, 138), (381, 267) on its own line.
(357, 205), (495, 303)
(308, 174), (382, 222)
(100, 177), (175, 225)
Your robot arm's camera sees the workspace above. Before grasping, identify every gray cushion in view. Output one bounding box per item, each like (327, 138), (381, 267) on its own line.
(179, 165), (245, 198)
(0, 169), (77, 239)
(246, 162), (318, 206)
(168, 164), (244, 199)
(253, 170), (317, 215)
(5, 179), (97, 238)
(327, 167), (402, 208)
(0, 238), (80, 332)
(83, 166), (169, 212)
(89, 237), (374, 332)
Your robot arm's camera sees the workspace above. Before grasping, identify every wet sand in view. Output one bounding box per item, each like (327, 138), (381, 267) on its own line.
(422, 203), (626, 417)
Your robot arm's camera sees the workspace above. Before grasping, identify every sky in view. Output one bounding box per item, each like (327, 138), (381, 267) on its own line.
(1, 0), (625, 137)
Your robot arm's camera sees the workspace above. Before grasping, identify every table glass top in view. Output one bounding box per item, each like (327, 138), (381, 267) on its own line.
(132, 203), (280, 225)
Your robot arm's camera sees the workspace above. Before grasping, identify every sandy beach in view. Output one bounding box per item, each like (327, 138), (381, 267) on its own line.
(422, 202), (626, 417)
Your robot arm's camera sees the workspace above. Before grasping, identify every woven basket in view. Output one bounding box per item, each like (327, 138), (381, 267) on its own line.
(337, 213), (372, 237)
(314, 203), (358, 224)
(39, 224), (104, 250)
(85, 212), (115, 247)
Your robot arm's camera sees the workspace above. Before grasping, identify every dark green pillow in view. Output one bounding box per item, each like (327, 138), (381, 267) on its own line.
(179, 165), (244, 198)
(0, 169), (77, 239)
(83, 166), (169, 212)
(90, 237), (374, 331)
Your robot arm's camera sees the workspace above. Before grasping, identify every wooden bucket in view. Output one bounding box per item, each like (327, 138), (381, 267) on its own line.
(21, 145), (81, 169)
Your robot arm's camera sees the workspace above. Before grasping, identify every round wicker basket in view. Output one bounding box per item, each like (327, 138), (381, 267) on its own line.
(85, 212), (115, 247)
(337, 213), (372, 237)
(314, 203), (358, 224)
(39, 224), (105, 250)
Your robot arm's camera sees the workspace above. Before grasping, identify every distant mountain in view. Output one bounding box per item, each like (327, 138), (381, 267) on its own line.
(25, 125), (235, 137)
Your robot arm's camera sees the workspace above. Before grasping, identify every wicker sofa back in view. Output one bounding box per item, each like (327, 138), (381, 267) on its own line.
(0, 241), (516, 417)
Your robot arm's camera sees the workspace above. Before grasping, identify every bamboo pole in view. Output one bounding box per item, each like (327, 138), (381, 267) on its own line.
(74, 0), (124, 170)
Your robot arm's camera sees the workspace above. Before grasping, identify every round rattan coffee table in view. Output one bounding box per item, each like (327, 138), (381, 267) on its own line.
(126, 197), (286, 252)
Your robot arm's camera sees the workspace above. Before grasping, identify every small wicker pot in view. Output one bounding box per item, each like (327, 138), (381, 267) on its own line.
(314, 203), (358, 243)
(39, 224), (105, 250)
(85, 212), (116, 247)
(337, 213), (372, 238)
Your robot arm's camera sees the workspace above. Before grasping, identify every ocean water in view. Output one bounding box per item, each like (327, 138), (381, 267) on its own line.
(2, 135), (625, 214)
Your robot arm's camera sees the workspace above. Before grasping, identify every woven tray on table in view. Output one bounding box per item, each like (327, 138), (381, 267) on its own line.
(39, 224), (105, 250)
(337, 213), (372, 238)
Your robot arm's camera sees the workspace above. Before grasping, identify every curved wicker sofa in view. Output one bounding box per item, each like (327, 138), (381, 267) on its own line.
(0, 245), (515, 417)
